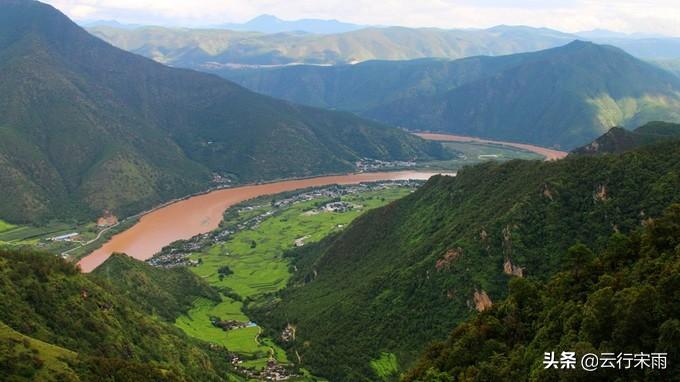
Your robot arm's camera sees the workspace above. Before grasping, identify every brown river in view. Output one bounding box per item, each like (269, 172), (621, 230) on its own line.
(78, 171), (443, 272)
(78, 133), (566, 272)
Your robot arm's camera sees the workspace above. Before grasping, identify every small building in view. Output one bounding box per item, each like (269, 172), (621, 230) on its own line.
(50, 233), (79, 242)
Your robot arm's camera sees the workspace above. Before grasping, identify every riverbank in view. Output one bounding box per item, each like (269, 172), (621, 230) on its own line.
(78, 171), (446, 272)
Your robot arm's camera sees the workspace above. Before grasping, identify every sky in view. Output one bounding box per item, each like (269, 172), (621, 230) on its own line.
(42, 0), (680, 36)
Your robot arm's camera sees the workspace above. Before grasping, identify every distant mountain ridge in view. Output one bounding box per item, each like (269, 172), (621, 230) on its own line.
(87, 24), (578, 67)
(87, 21), (680, 72)
(0, 0), (443, 223)
(222, 41), (680, 149)
(215, 14), (365, 34)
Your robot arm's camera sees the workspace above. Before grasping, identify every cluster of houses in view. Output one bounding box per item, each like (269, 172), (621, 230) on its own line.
(281, 324), (296, 342)
(355, 158), (417, 172)
(229, 354), (298, 381)
(146, 250), (200, 268)
(322, 201), (359, 213)
(211, 173), (233, 185)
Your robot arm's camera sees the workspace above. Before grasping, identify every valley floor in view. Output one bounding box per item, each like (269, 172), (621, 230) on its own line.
(157, 183), (416, 379)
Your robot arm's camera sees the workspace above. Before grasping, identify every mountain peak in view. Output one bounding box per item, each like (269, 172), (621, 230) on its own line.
(0, 0), (443, 222)
(248, 14), (282, 23)
(563, 39), (599, 48)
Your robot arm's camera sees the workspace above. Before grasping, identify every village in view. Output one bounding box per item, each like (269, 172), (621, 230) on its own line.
(228, 353), (299, 381)
(354, 157), (417, 172)
(147, 180), (421, 268)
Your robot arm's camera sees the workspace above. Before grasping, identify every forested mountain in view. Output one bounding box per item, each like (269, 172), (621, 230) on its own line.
(572, 121), (680, 155)
(223, 41), (680, 150)
(404, 204), (680, 381)
(220, 55), (528, 112)
(0, 0), (443, 224)
(87, 25), (576, 67)
(368, 41), (680, 149)
(0, 249), (238, 381)
(250, 137), (680, 381)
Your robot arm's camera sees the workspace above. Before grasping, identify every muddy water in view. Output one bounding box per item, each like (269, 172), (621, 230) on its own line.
(78, 171), (444, 272)
(414, 133), (568, 161)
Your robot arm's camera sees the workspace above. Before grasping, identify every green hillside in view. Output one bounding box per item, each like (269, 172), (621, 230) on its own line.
(572, 121), (680, 155)
(219, 55), (528, 112)
(87, 25), (575, 67)
(249, 137), (680, 381)
(405, 203), (680, 381)
(369, 41), (680, 149)
(0, 321), (79, 382)
(92, 253), (221, 322)
(0, 0), (444, 224)
(219, 41), (680, 150)
(0, 247), (238, 381)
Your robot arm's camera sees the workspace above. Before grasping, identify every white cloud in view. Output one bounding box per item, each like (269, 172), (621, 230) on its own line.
(42, 0), (680, 36)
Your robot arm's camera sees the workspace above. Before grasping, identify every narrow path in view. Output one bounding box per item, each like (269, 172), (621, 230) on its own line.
(415, 132), (567, 161)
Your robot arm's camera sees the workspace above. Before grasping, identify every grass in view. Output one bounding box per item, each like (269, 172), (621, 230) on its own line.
(370, 352), (399, 381)
(175, 296), (283, 369)
(0, 219), (16, 233)
(175, 186), (412, 371)
(0, 321), (78, 380)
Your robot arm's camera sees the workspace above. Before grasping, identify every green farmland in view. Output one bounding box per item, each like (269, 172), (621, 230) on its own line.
(416, 141), (544, 172)
(174, 185), (413, 372)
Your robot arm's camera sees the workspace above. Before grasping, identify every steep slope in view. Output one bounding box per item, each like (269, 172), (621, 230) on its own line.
(87, 25), (576, 67)
(405, 204), (680, 381)
(92, 253), (221, 322)
(0, 0), (443, 224)
(572, 121), (680, 155)
(250, 138), (680, 381)
(220, 55), (529, 112)
(0, 321), (79, 382)
(0, 247), (237, 381)
(369, 41), (680, 149)
(219, 42), (680, 150)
